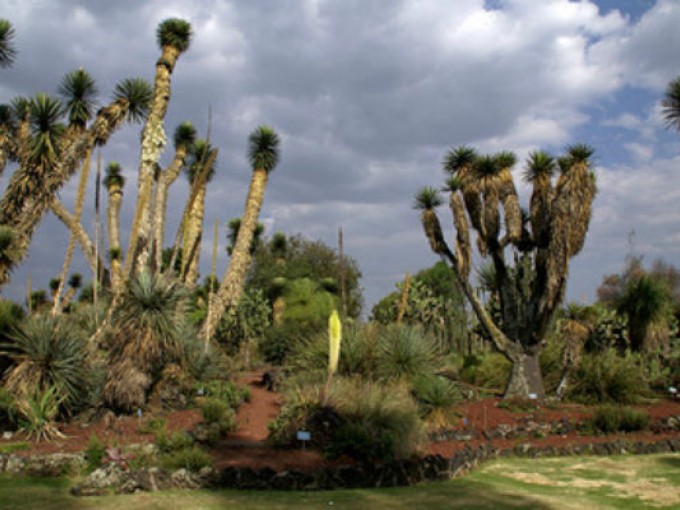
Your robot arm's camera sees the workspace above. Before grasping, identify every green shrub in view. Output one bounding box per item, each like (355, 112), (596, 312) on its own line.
(568, 350), (648, 404)
(16, 386), (64, 442)
(326, 377), (423, 461)
(138, 417), (167, 434)
(460, 352), (511, 392)
(376, 325), (442, 383)
(589, 406), (649, 434)
(3, 315), (92, 412)
(0, 442), (28, 454)
(198, 380), (249, 408)
(155, 430), (194, 454)
(85, 435), (106, 472)
(161, 446), (212, 472)
(412, 375), (462, 426)
(200, 398), (236, 435)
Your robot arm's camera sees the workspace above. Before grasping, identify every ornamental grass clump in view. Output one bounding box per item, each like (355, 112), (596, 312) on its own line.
(326, 377), (423, 461)
(568, 349), (648, 404)
(589, 405), (649, 434)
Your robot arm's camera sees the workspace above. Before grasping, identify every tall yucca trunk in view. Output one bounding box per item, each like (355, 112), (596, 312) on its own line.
(182, 184), (206, 287)
(449, 191), (471, 278)
(499, 173), (521, 244)
(459, 168), (486, 255)
(107, 183), (124, 290)
(52, 149), (93, 314)
(482, 183), (501, 249)
(566, 162), (595, 257)
(129, 46), (180, 273)
(529, 175), (553, 248)
(152, 148), (189, 272)
(201, 168), (269, 338)
(49, 199), (108, 281)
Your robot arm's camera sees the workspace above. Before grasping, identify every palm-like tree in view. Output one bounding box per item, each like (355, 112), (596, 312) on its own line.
(0, 19), (16, 68)
(661, 76), (680, 133)
(152, 122), (196, 272)
(414, 186), (447, 256)
(201, 125), (280, 338)
(616, 275), (670, 352)
(443, 176), (471, 278)
(52, 71), (99, 313)
(417, 145), (596, 399)
(182, 139), (217, 287)
(128, 18), (192, 274)
(0, 79), (151, 291)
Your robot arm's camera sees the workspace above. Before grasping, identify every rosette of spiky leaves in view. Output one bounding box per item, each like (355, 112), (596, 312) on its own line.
(376, 325), (442, 383)
(92, 78), (152, 145)
(414, 187), (449, 257)
(0, 226), (19, 268)
(616, 275), (671, 352)
(249, 125), (280, 172)
(443, 147), (484, 249)
(0, 19), (16, 68)
(157, 18), (192, 53)
(104, 272), (189, 411)
(58, 68), (98, 133)
(28, 94), (66, 168)
(662, 75), (680, 133)
(2, 315), (91, 412)
(412, 375), (462, 428)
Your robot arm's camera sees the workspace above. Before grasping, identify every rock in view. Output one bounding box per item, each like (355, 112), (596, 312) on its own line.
(170, 468), (200, 489)
(26, 453), (85, 477)
(4, 455), (25, 475)
(2, 431), (12, 440)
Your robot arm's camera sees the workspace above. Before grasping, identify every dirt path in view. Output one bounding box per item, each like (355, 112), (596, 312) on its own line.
(228, 371), (280, 443)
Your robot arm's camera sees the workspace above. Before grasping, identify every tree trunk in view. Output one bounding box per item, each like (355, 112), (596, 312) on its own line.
(182, 185), (206, 287)
(107, 185), (124, 290)
(504, 349), (545, 399)
(201, 168), (268, 338)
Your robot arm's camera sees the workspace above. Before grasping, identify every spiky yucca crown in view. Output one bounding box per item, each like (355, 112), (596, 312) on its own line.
(524, 151), (555, 182)
(173, 121), (196, 149)
(157, 18), (192, 52)
(113, 78), (153, 123)
(0, 19), (17, 68)
(104, 162), (125, 189)
(443, 146), (477, 174)
(662, 76), (680, 131)
(248, 125), (280, 172)
(413, 186), (443, 210)
(58, 68), (99, 126)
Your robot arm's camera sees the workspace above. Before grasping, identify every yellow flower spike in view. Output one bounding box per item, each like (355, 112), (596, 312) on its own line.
(328, 309), (342, 375)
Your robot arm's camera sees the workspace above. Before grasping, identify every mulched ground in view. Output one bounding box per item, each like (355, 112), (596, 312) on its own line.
(2, 371), (679, 471)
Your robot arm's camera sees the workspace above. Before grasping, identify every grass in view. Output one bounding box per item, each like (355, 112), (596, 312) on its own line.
(0, 454), (678, 509)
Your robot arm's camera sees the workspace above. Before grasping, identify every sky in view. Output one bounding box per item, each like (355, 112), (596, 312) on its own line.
(1, 0), (679, 314)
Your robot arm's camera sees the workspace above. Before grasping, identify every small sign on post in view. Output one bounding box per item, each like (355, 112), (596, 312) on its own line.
(296, 430), (311, 450)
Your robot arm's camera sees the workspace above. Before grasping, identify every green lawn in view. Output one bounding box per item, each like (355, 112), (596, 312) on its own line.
(1, 454), (678, 510)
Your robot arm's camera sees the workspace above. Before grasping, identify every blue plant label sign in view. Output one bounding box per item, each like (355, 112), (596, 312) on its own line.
(296, 431), (311, 441)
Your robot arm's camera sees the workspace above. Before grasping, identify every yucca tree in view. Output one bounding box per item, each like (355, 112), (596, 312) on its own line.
(103, 162), (126, 290)
(103, 271), (188, 411)
(443, 177), (471, 278)
(127, 18), (192, 275)
(661, 75), (680, 134)
(226, 217), (265, 256)
(62, 273), (82, 309)
(201, 125), (280, 338)
(0, 79), (151, 291)
(616, 275), (670, 352)
(0, 19), (16, 68)
(416, 144), (597, 399)
(181, 138), (216, 287)
(151, 121), (196, 272)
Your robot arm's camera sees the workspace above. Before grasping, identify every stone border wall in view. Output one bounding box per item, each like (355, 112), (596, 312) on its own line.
(2, 437), (679, 495)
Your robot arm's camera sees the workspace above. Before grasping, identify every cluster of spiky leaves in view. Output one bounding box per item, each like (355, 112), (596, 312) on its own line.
(248, 125), (280, 172)
(0, 19), (16, 68)
(157, 18), (192, 53)
(1, 315), (91, 412)
(662, 75), (680, 133)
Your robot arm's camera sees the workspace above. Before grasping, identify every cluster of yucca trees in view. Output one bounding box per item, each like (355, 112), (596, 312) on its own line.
(0, 18), (281, 412)
(415, 145), (597, 399)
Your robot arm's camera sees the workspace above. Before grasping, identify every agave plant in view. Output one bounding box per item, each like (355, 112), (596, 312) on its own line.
(104, 271), (189, 411)
(16, 385), (65, 442)
(2, 315), (91, 412)
(376, 325), (442, 383)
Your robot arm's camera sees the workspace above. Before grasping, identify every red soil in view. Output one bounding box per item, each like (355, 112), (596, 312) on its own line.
(2, 371), (679, 472)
